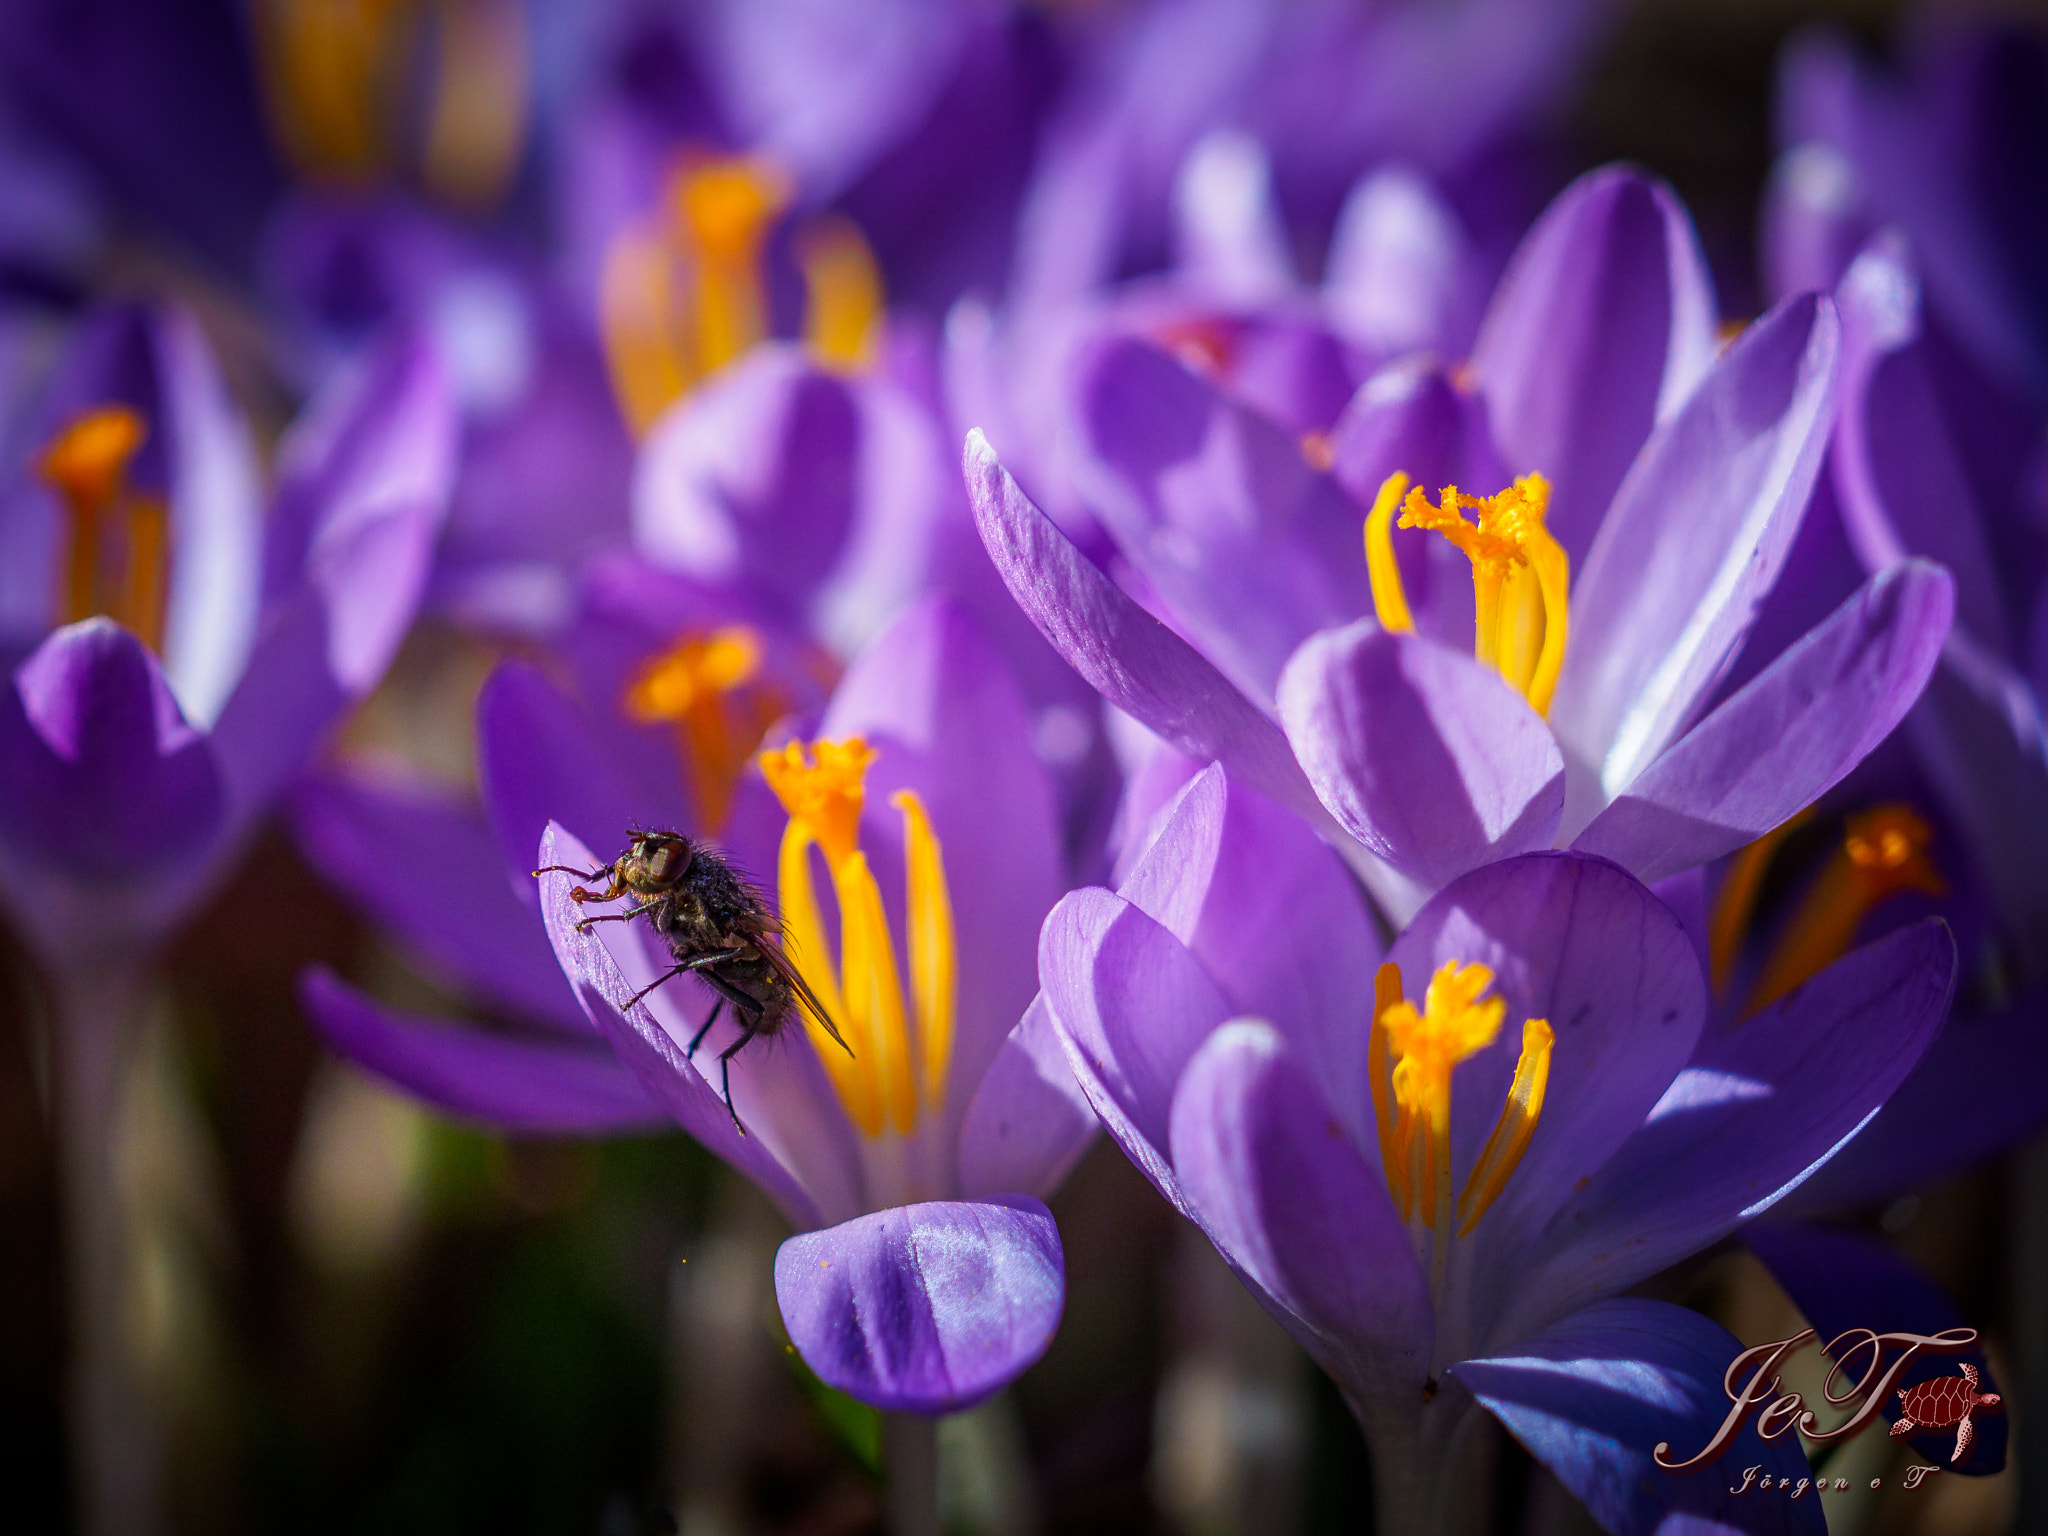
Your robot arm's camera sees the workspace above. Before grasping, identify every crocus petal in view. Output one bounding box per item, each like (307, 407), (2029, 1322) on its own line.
(301, 969), (665, 1135)
(1551, 293), (1841, 827)
(1278, 623), (1564, 890)
(1039, 886), (1235, 1213)
(1324, 166), (1475, 359)
(1118, 763), (1385, 1137)
(1169, 1021), (1433, 1405)
(537, 822), (821, 1228)
(1451, 1298), (1825, 1536)
(1743, 1223), (2005, 1475)
(1574, 561), (1955, 884)
(0, 619), (225, 883)
(475, 660), (682, 899)
(1072, 334), (1367, 698)
(209, 336), (457, 822)
(1513, 920), (1954, 1342)
(1172, 130), (1294, 304)
(958, 996), (1098, 1202)
(963, 429), (1333, 835)
(1831, 237), (2013, 654)
(291, 772), (588, 1030)
(633, 347), (859, 620)
(1468, 166), (1719, 565)
(774, 1195), (1064, 1413)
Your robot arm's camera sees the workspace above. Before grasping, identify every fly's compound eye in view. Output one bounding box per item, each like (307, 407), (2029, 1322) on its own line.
(645, 841), (680, 881)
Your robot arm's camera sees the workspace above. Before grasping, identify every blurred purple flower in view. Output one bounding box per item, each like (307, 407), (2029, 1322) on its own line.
(969, 166), (1953, 926)
(1041, 762), (1951, 1529)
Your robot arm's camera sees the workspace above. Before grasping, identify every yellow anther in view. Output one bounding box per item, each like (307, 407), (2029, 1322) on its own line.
(799, 216), (883, 372)
(760, 740), (960, 1140)
(1371, 962), (1550, 1277)
(420, 0), (530, 208)
(39, 406), (171, 652)
(1363, 471), (1568, 714)
(623, 627), (777, 833)
(601, 153), (798, 435)
(255, 0), (409, 182)
(1746, 804), (1945, 1014)
(1457, 1018), (1552, 1235)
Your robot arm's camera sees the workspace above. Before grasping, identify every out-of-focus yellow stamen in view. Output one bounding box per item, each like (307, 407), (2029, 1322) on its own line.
(799, 216), (883, 372)
(39, 406), (171, 653)
(420, 0), (530, 208)
(256, 0), (528, 204)
(600, 155), (804, 436)
(759, 739), (959, 1140)
(1371, 962), (1551, 1283)
(1745, 805), (1945, 1014)
(1363, 471), (1569, 714)
(623, 626), (780, 833)
(1706, 809), (1816, 995)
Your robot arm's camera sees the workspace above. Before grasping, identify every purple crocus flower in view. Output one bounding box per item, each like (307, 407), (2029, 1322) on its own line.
(302, 595), (1091, 1412)
(0, 299), (455, 1535)
(1041, 761), (1953, 1530)
(968, 164), (1955, 927)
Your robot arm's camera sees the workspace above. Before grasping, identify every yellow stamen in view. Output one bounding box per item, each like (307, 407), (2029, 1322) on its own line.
(760, 740), (960, 1139)
(255, 0), (412, 182)
(1363, 471), (1569, 714)
(420, 0), (530, 209)
(1372, 961), (1552, 1262)
(1706, 809), (1816, 995)
(600, 154), (796, 436)
(1458, 1019), (1553, 1235)
(39, 406), (171, 652)
(1746, 805), (1945, 1013)
(799, 216), (883, 372)
(622, 627), (780, 832)
(892, 790), (957, 1112)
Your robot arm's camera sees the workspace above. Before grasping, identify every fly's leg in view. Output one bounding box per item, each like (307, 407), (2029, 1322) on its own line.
(681, 948), (746, 971)
(717, 1016), (763, 1136)
(685, 998), (724, 1060)
(575, 900), (663, 934)
(625, 964), (689, 1011)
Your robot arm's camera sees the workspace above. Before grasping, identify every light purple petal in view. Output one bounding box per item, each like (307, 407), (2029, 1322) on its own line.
(1169, 1021), (1432, 1404)
(1039, 885), (1234, 1213)
(1324, 166), (1477, 359)
(1468, 166), (1719, 565)
(291, 771), (588, 1030)
(632, 346), (859, 619)
(774, 1195), (1063, 1413)
(1574, 561), (1955, 884)
(1450, 1299), (1825, 1536)
(0, 618), (224, 880)
(963, 428), (1334, 834)
(1278, 622), (1563, 890)
(957, 995), (1098, 1202)
(301, 968), (665, 1135)
(1550, 293), (1842, 827)
(1513, 920), (1954, 1341)
(1832, 237), (2014, 654)
(537, 822), (822, 1227)
(1072, 334), (1367, 698)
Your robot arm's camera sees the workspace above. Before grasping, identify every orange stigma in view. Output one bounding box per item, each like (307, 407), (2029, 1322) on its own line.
(39, 406), (170, 652)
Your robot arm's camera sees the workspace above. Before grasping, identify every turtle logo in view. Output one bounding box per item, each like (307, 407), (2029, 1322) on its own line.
(1891, 1363), (2002, 1462)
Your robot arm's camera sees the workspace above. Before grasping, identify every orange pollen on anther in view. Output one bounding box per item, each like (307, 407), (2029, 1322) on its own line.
(622, 627), (779, 834)
(1743, 804), (1945, 1015)
(38, 405), (171, 652)
(1369, 960), (1551, 1275)
(1365, 471), (1570, 715)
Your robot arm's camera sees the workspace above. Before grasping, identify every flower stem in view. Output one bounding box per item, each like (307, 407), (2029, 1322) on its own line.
(883, 1412), (941, 1536)
(53, 961), (163, 1536)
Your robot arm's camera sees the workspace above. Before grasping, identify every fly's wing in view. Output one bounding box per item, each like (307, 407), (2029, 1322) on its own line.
(760, 940), (854, 1057)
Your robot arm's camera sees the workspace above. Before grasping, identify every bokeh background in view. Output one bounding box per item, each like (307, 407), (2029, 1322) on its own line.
(0, 1), (2042, 1533)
